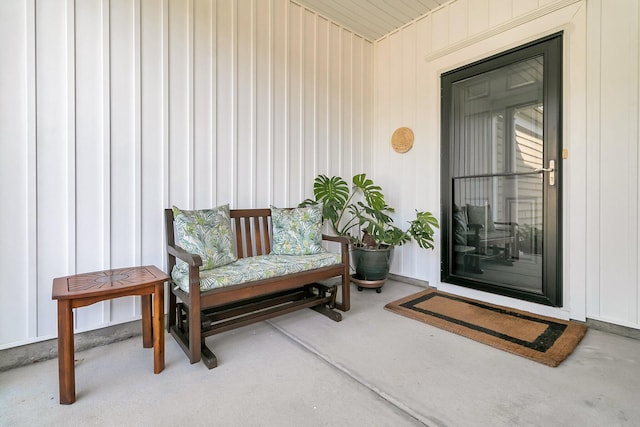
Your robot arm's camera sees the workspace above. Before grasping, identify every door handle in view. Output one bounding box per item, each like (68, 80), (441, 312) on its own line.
(534, 160), (555, 186)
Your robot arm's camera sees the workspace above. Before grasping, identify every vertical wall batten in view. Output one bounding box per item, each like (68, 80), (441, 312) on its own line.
(322, 18), (329, 174)
(302, 8), (318, 192)
(266, 2), (274, 207)
(585, 0), (601, 317)
(631, 0), (640, 325)
(337, 27), (342, 176)
(232, 0), (238, 208)
(209, 0), (217, 205)
(101, 0), (112, 325)
(67, 0), (77, 277)
(103, 0), (112, 272)
(298, 4), (305, 203)
(162, 0), (169, 258)
(284, 1), (290, 204)
(311, 12), (318, 178)
(162, 0), (169, 211)
(251, 0), (257, 207)
(133, 0), (142, 316)
(134, 0), (142, 268)
(27, 0), (39, 339)
(638, 0), (640, 325)
(67, 0), (80, 328)
(358, 38), (365, 169)
(269, 0), (274, 206)
(188, 0), (194, 207)
(346, 32), (353, 175)
(633, 0), (640, 326)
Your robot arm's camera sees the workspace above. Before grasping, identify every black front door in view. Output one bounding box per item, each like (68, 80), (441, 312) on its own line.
(441, 34), (562, 306)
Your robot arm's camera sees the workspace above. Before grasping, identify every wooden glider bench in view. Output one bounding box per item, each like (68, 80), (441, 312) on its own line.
(165, 208), (350, 368)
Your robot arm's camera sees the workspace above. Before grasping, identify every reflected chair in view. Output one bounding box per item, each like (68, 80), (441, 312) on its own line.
(453, 204), (518, 273)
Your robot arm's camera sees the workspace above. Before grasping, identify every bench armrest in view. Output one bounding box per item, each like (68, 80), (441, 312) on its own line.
(167, 244), (203, 267)
(322, 234), (351, 245)
(167, 244), (203, 298)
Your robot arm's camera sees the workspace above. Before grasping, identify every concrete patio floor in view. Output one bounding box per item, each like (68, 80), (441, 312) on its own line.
(2, 280), (640, 426)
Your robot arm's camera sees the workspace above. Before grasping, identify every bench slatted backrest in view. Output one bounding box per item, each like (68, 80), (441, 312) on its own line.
(230, 209), (272, 258)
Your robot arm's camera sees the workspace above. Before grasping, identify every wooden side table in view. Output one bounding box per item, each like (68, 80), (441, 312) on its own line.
(52, 265), (168, 404)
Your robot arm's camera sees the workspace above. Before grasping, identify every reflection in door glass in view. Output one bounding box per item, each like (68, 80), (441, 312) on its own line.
(452, 175), (542, 292)
(450, 56), (544, 293)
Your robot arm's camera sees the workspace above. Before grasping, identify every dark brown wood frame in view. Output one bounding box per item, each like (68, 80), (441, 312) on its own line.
(164, 208), (350, 368)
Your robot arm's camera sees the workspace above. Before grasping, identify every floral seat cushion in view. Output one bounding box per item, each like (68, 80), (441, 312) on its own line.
(171, 251), (341, 292)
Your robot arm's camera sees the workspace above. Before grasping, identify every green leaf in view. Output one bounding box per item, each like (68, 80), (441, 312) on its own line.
(408, 210), (439, 249)
(310, 175), (349, 235)
(298, 198), (318, 207)
(352, 173), (386, 211)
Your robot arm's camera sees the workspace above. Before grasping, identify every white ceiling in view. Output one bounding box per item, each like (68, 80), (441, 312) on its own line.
(295, 0), (449, 41)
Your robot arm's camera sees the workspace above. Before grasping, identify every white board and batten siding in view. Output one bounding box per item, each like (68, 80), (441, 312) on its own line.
(2, 0), (639, 351)
(0, 0), (372, 349)
(373, 0), (640, 329)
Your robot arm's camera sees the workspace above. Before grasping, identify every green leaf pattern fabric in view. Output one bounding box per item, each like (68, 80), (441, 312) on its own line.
(271, 206), (323, 255)
(171, 252), (340, 292)
(172, 205), (237, 271)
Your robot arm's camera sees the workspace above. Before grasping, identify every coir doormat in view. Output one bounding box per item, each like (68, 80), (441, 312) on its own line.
(384, 289), (587, 367)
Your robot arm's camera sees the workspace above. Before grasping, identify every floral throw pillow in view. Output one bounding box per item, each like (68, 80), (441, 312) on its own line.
(271, 205), (323, 255)
(172, 205), (237, 270)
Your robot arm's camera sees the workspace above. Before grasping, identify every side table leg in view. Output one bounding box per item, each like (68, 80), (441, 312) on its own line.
(57, 300), (75, 404)
(141, 294), (152, 348)
(153, 283), (165, 373)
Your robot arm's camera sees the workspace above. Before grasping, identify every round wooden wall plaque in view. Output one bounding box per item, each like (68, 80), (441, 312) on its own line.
(391, 127), (414, 153)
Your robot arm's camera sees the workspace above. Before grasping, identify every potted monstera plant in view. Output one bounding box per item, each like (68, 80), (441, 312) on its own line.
(300, 173), (439, 292)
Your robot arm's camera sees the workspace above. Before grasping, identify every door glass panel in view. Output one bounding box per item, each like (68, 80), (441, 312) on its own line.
(452, 174), (542, 292)
(449, 56), (545, 294)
